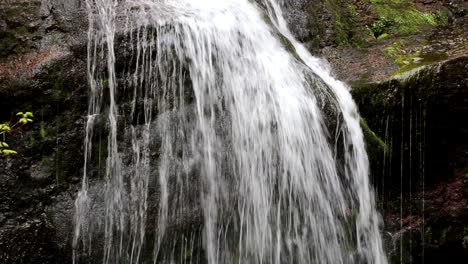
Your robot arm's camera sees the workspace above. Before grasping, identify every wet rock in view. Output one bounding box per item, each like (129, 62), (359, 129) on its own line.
(0, 0), (86, 59)
(0, 215), (65, 263)
(0, 2), (88, 262)
(30, 161), (52, 181)
(352, 56), (468, 263)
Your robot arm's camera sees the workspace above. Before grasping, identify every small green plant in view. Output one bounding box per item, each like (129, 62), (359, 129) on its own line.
(370, 17), (393, 38)
(0, 112), (33, 156)
(17, 111), (34, 124)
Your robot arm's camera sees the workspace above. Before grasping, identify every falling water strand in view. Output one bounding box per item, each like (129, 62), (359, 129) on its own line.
(263, 0), (387, 263)
(421, 97), (427, 263)
(74, 0), (388, 263)
(382, 116), (390, 214)
(409, 92), (413, 263)
(400, 91), (405, 264)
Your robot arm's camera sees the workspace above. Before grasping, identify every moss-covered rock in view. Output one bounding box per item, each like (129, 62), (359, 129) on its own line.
(360, 117), (387, 177)
(322, 0), (374, 47)
(352, 56), (468, 263)
(277, 0), (371, 51)
(368, 0), (448, 38)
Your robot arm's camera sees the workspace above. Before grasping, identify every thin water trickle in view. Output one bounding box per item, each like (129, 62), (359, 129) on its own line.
(74, 0), (388, 263)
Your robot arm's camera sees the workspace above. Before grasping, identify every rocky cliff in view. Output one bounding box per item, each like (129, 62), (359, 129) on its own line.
(0, 0), (87, 262)
(353, 56), (468, 263)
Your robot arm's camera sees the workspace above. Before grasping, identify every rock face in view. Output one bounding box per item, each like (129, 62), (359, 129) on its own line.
(0, 0), (88, 263)
(352, 56), (468, 263)
(0, 0), (86, 58)
(279, 0), (368, 51)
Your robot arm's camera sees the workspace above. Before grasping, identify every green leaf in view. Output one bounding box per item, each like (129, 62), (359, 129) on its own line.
(16, 112), (23, 116)
(25, 112), (34, 118)
(1, 142), (9, 148)
(2, 149), (18, 155)
(40, 124), (47, 138)
(0, 124), (11, 132)
(27, 118), (33, 122)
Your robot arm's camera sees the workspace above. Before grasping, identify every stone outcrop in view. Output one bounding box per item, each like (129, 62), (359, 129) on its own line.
(0, 1), (87, 262)
(352, 56), (468, 263)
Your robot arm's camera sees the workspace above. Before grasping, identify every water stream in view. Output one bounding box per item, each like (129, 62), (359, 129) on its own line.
(73, 0), (388, 263)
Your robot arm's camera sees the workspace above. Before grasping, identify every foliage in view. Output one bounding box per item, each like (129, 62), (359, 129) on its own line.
(322, 0), (365, 47)
(0, 112), (33, 156)
(370, 17), (393, 38)
(369, 0), (448, 38)
(17, 111), (34, 124)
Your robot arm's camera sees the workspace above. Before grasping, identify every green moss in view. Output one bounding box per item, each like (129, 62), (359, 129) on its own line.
(305, 3), (325, 49)
(303, 0), (368, 48)
(360, 117), (387, 155)
(377, 33), (390, 39)
(261, 12), (274, 28)
(369, 0), (448, 38)
(359, 116), (388, 180)
(384, 39), (448, 75)
(395, 53), (447, 75)
(323, 0), (361, 46)
(325, 0), (348, 45)
(277, 34), (301, 61)
(260, 11), (301, 60)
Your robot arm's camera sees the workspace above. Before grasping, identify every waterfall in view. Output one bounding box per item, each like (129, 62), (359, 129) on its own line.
(74, 0), (388, 263)
(263, 1), (387, 263)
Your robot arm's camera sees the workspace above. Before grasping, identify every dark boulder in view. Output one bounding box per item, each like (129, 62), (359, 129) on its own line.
(352, 56), (468, 263)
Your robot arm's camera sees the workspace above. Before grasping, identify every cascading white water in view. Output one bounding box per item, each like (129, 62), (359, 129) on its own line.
(74, 0), (388, 263)
(262, 1), (387, 263)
